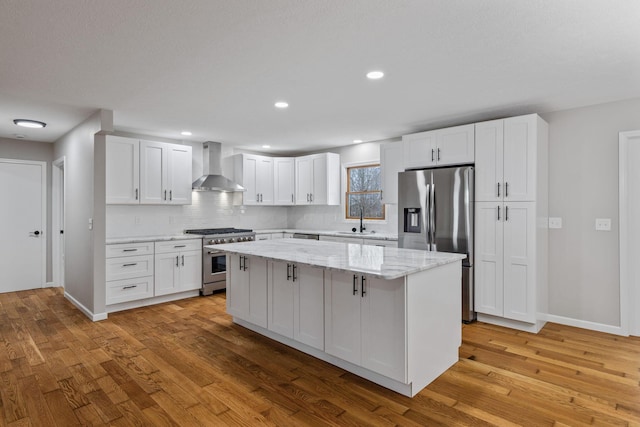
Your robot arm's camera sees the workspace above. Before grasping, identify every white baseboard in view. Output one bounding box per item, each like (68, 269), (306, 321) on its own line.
(539, 313), (626, 336)
(64, 291), (108, 321)
(46, 281), (56, 288)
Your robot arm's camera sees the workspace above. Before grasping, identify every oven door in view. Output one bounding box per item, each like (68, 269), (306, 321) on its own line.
(203, 248), (227, 294)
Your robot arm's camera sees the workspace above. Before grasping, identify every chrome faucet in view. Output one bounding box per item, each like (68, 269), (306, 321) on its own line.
(359, 207), (366, 233)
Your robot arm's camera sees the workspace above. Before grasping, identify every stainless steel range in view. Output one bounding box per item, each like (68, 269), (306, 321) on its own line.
(184, 228), (256, 295)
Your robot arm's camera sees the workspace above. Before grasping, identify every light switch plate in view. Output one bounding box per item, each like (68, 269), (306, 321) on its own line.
(548, 217), (562, 229)
(595, 218), (611, 231)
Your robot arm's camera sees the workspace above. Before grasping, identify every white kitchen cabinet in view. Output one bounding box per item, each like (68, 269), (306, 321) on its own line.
(154, 240), (202, 296)
(106, 136), (192, 205)
(139, 140), (193, 205)
(295, 153), (340, 205)
(105, 242), (154, 304)
(268, 261), (324, 350)
(227, 254), (268, 328)
(325, 271), (406, 381)
(380, 141), (403, 204)
(273, 157), (295, 205)
(402, 124), (474, 170)
(234, 154), (274, 205)
(106, 136), (140, 204)
(475, 114), (543, 202)
(474, 114), (548, 331)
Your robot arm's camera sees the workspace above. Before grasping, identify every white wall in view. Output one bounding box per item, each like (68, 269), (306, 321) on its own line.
(53, 110), (112, 318)
(541, 97), (640, 328)
(0, 138), (53, 281)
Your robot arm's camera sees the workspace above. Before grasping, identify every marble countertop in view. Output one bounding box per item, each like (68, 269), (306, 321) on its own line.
(256, 228), (398, 241)
(106, 234), (203, 244)
(210, 239), (465, 280)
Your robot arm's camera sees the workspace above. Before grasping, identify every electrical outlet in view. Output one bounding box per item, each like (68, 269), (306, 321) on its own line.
(548, 217), (562, 229)
(595, 218), (611, 231)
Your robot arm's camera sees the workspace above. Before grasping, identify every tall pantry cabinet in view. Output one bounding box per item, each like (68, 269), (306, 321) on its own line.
(474, 114), (548, 332)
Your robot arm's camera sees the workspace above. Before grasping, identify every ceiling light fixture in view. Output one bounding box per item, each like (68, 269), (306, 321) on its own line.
(353, 139), (363, 144)
(274, 101), (289, 109)
(13, 119), (47, 128)
(181, 131), (192, 136)
(366, 71), (384, 80)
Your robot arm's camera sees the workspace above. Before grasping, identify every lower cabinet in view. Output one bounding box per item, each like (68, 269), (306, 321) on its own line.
(325, 271), (406, 382)
(269, 261), (324, 350)
(105, 242), (155, 305)
(227, 254), (268, 328)
(154, 240), (202, 296)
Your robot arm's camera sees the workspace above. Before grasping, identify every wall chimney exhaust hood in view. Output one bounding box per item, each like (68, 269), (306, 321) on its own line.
(192, 142), (246, 192)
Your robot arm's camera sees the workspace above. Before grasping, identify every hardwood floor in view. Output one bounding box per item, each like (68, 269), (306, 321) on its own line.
(0, 288), (638, 426)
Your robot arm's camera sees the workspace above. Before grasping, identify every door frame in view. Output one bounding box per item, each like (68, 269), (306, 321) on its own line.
(52, 156), (66, 288)
(619, 130), (640, 337)
(0, 158), (47, 289)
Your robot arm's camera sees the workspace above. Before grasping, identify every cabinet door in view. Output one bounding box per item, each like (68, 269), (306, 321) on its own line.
(436, 124), (475, 165)
(324, 271), (361, 365)
(227, 254), (249, 318)
(256, 156), (274, 204)
(273, 158), (295, 205)
(178, 250), (201, 292)
(403, 131), (437, 169)
(242, 155), (259, 205)
(106, 136), (140, 204)
(475, 120), (504, 202)
(154, 252), (179, 296)
(246, 256), (268, 328)
(294, 265), (324, 350)
(269, 261), (295, 338)
(503, 202), (536, 323)
(295, 156), (313, 205)
(139, 140), (167, 204)
(311, 154), (327, 204)
(474, 202), (504, 316)
(361, 276), (406, 382)
(380, 142), (403, 204)
(503, 115), (537, 201)
(167, 144), (192, 205)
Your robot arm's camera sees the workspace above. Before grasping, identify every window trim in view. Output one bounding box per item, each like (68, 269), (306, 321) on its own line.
(344, 162), (385, 221)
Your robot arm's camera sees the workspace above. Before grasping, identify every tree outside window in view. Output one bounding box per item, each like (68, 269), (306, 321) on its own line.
(346, 164), (385, 220)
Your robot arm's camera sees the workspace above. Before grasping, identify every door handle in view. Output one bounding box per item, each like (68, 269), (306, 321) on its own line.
(361, 276), (366, 298)
(497, 205), (501, 221)
(431, 149), (435, 162)
(497, 182), (500, 198)
(122, 263), (138, 267)
(164, 190), (167, 200)
(176, 256), (179, 267)
(169, 190), (172, 201)
(135, 188), (139, 200)
(437, 148), (441, 161)
(505, 206), (509, 221)
(292, 264), (297, 282)
(353, 274), (358, 296)
(505, 182), (509, 197)
(287, 263), (292, 281)
(181, 255), (184, 266)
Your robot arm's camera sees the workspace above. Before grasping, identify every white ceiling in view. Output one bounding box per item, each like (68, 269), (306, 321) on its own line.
(1, 0), (639, 154)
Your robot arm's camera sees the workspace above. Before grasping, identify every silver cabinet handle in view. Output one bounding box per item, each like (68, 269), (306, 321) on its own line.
(287, 263), (292, 281)
(174, 245), (186, 248)
(497, 182), (500, 198)
(431, 149), (435, 162)
(497, 205), (501, 221)
(310, 193), (313, 202)
(260, 193), (263, 202)
(292, 264), (297, 282)
(361, 276), (366, 298)
(169, 190), (172, 201)
(123, 248), (137, 252)
(181, 255), (184, 266)
(123, 285), (137, 290)
(176, 256), (179, 267)
(505, 205), (509, 221)
(291, 194), (294, 203)
(505, 182), (509, 197)
(164, 190), (167, 200)
(123, 263), (137, 267)
(135, 188), (139, 200)
(353, 274), (358, 296)
(437, 148), (441, 161)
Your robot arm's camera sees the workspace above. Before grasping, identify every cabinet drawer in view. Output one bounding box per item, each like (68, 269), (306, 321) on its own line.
(155, 239), (202, 254)
(106, 242), (154, 258)
(106, 276), (154, 305)
(106, 255), (154, 281)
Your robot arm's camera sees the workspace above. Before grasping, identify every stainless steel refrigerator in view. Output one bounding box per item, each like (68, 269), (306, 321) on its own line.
(398, 166), (475, 323)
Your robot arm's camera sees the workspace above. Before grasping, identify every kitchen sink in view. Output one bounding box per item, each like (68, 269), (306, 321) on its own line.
(336, 231), (374, 235)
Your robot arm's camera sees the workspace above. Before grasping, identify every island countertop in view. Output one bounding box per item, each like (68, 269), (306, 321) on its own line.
(210, 239), (466, 280)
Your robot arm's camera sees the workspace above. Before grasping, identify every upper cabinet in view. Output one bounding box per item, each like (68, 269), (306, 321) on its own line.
(380, 141), (403, 204)
(234, 154), (274, 205)
(295, 153), (340, 205)
(475, 114), (546, 202)
(106, 135), (192, 205)
(402, 124), (475, 170)
(273, 157), (295, 205)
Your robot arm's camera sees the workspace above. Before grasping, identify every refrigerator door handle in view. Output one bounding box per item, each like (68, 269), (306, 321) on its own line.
(425, 183), (431, 248)
(430, 183), (436, 251)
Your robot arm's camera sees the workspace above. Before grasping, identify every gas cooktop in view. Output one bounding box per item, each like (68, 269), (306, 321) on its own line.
(184, 228), (253, 236)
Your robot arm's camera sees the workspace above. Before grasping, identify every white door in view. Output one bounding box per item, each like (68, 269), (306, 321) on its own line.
(246, 256), (268, 328)
(0, 159), (46, 292)
(273, 158), (295, 205)
(295, 157), (313, 205)
(139, 140), (167, 204)
(154, 252), (179, 296)
(105, 136), (139, 204)
(256, 156), (274, 204)
(178, 251), (202, 292)
(436, 124), (475, 165)
(293, 265), (324, 350)
(242, 155), (258, 205)
(475, 120), (504, 202)
(311, 155), (327, 204)
(324, 271), (361, 365)
(474, 201), (504, 316)
(167, 145), (192, 205)
(503, 115), (537, 202)
(269, 261), (295, 338)
(403, 131), (437, 169)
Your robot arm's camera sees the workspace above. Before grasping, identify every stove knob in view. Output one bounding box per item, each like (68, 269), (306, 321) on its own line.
(228, 238), (235, 243)
(208, 240), (215, 245)
(240, 237), (247, 242)
(213, 239), (219, 244)
(237, 237), (244, 242)
(247, 236), (254, 241)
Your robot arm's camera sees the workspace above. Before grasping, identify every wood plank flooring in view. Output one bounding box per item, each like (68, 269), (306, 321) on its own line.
(0, 287), (638, 426)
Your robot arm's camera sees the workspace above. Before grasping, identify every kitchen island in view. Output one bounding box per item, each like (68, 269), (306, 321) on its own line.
(211, 239), (465, 397)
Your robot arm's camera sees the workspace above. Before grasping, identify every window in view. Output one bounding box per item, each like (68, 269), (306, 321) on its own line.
(345, 164), (385, 220)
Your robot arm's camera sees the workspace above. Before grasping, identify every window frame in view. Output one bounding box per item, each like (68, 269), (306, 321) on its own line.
(344, 162), (385, 221)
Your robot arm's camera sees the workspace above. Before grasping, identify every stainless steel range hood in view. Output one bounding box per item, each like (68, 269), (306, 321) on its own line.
(192, 142), (246, 192)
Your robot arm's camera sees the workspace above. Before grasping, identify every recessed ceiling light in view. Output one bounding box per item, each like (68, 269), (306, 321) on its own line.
(353, 139), (363, 144)
(181, 131), (192, 136)
(262, 145), (271, 149)
(13, 119), (46, 128)
(274, 101), (289, 109)
(366, 71), (384, 80)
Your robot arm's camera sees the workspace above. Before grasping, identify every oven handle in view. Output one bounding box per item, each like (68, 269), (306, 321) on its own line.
(207, 250), (226, 255)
